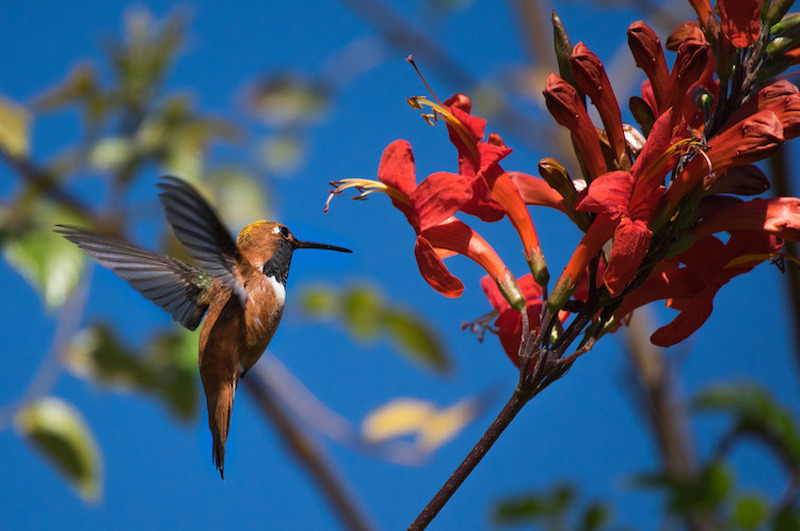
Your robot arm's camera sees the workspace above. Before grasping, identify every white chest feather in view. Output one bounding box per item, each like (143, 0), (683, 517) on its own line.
(266, 275), (286, 307)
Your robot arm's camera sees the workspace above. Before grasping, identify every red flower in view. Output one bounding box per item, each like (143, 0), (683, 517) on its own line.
(552, 110), (684, 302)
(480, 274), (543, 366)
(415, 94), (549, 285)
(543, 74), (607, 182)
(628, 22), (670, 113)
(665, 109), (786, 211)
(570, 43), (627, 163)
(692, 197), (800, 242)
(718, 0), (761, 48)
(618, 232), (783, 346)
(328, 139), (525, 308)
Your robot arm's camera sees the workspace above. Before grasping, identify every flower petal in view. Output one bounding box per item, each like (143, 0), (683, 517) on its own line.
(570, 42), (627, 161)
(577, 170), (634, 218)
(605, 217), (652, 296)
(414, 235), (464, 298)
(413, 172), (472, 232)
(718, 0), (761, 48)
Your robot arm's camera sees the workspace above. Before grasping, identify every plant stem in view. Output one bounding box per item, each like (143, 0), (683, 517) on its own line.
(244, 366), (376, 531)
(408, 388), (531, 530)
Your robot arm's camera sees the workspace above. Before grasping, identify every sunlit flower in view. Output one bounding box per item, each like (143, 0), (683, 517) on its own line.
(327, 139), (525, 308)
(410, 94), (549, 285)
(618, 232), (783, 346)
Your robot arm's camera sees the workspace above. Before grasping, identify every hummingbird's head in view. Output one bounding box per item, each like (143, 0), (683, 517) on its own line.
(237, 221), (351, 284)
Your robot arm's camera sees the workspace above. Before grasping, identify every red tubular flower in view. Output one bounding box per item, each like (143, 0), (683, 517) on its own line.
(507, 172), (566, 212)
(543, 74), (607, 181)
(692, 197), (800, 242)
(618, 232), (783, 346)
(687, 0), (714, 31)
(565, 110), (682, 297)
(328, 139), (525, 307)
(664, 28), (711, 124)
(718, 0), (761, 48)
(430, 94), (549, 285)
(480, 274), (544, 366)
(570, 43), (627, 163)
(628, 21), (670, 112)
(665, 110), (785, 211)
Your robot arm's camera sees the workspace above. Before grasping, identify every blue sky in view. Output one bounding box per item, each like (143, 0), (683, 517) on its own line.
(1, 1), (798, 529)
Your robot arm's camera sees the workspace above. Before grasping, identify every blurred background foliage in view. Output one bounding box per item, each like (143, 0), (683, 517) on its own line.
(0, 1), (799, 529)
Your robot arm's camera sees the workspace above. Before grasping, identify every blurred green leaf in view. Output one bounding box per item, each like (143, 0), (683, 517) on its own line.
(581, 502), (610, 531)
(633, 461), (733, 516)
(247, 74), (330, 126)
(0, 95), (31, 157)
(382, 309), (449, 372)
(733, 494), (767, 529)
(694, 384), (800, 470)
(775, 507), (800, 530)
(88, 137), (136, 171)
(257, 134), (304, 175)
(64, 323), (199, 420)
(492, 483), (576, 525)
(300, 285), (450, 373)
(208, 169), (271, 235)
(14, 397), (103, 502)
(1, 203), (86, 309)
(342, 286), (384, 339)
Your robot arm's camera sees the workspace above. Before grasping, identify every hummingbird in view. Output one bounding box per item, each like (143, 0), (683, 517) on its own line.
(57, 175), (351, 478)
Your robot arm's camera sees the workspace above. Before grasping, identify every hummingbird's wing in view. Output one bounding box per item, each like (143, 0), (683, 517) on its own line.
(156, 176), (248, 305)
(56, 225), (213, 331)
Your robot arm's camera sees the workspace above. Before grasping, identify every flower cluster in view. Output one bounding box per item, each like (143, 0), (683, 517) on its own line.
(329, 0), (800, 367)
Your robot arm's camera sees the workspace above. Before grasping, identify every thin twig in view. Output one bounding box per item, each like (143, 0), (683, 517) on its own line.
(244, 366), (377, 531)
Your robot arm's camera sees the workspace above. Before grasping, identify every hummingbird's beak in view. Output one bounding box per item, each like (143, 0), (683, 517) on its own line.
(294, 239), (353, 253)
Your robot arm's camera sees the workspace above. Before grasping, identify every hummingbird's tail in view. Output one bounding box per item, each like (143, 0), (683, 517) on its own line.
(206, 379), (236, 479)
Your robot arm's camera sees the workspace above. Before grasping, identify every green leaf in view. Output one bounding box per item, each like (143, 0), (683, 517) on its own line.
(342, 286), (383, 339)
(733, 494), (767, 529)
(2, 203), (86, 309)
(300, 285), (451, 373)
(581, 502), (611, 530)
(0, 96), (31, 157)
(257, 134), (304, 175)
(14, 397), (103, 502)
(492, 483), (576, 525)
(88, 137), (135, 171)
(694, 384), (800, 469)
(64, 323), (199, 421)
(247, 74), (329, 126)
(381, 309), (449, 372)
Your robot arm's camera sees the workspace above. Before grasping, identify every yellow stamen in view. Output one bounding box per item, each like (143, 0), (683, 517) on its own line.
(640, 138), (694, 183)
(325, 178), (410, 213)
(726, 252), (800, 268)
(407, 96), (480, 162)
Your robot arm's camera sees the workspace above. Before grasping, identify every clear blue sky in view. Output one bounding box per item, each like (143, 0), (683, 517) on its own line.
(1, 1), (798, 529)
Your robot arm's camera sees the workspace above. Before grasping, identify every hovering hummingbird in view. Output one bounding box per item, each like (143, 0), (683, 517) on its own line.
(57, 176), (351, 478)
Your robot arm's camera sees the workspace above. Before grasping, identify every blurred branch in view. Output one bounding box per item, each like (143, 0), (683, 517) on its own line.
(0, 271), (91, 431)
(337, 0), (551, 154)
(510, 0), (555, 68)
(623, 309), (719, 531)
(244, 365), (376, 531)
(768, 149), (800, 387)
(0, 150), (98, 225)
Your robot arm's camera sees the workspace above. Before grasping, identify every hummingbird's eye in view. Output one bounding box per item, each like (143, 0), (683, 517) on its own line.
(278, 225), (290, 239)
